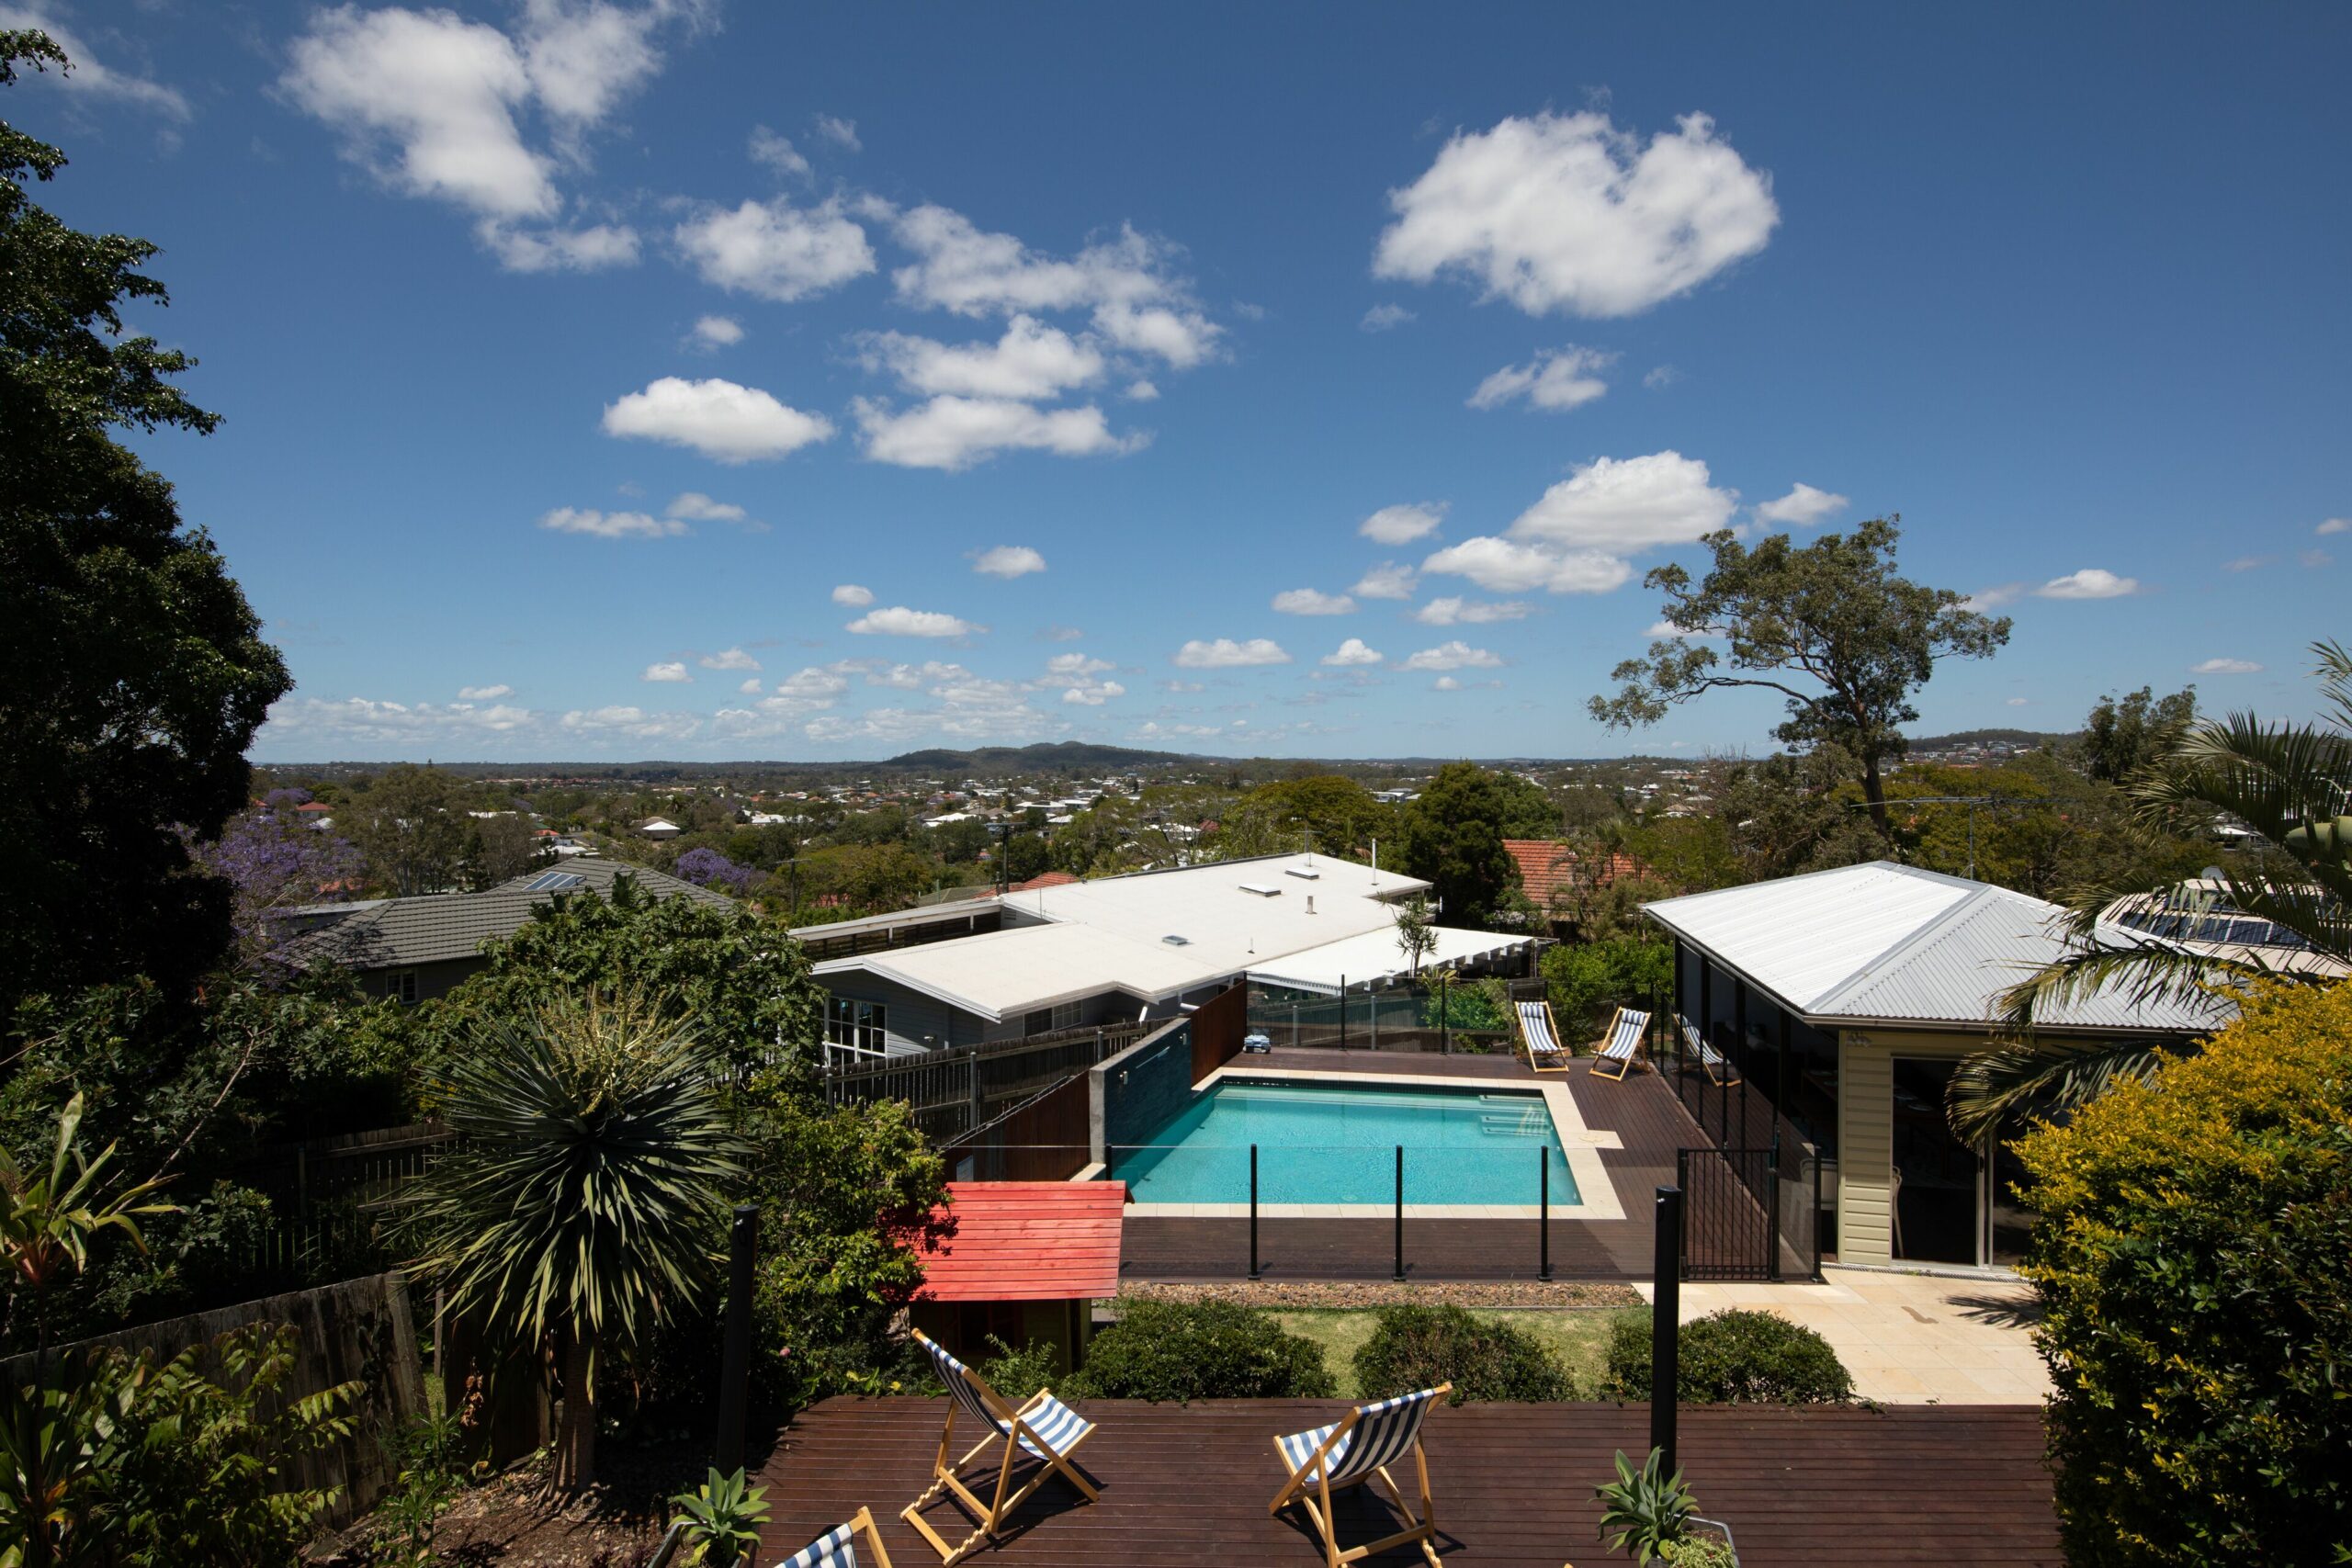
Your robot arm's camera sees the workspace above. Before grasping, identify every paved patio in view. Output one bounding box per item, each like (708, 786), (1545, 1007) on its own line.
(1640, 1266), (2051, 1404)
(753, 1396), (2059, 1566)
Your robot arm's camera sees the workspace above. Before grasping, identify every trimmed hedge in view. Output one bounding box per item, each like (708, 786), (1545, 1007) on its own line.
(1603, 1309), (1851, 1404)
(1067, 1299), (1334, 1402)
(1352, 1304), (1573, 1404)
(2014, 983), (2352, 1566)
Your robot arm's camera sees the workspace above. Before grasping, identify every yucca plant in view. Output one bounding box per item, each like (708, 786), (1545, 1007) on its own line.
(406, 990), (746, 1491)
(1595, 1447), (1700, 1565)
(1952, 639), (2352, 1144)
(670, 1466), (771, 1566)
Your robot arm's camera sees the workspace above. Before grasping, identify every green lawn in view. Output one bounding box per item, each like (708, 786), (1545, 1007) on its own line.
(1265, 1306), (1646, 1399)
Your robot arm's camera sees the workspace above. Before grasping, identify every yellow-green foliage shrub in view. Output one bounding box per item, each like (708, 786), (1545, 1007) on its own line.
(2015, 983), (2352, 1566)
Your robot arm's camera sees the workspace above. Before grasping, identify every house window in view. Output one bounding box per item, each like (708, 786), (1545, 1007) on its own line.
(1053, 999), (1082, 1031)
(827, 998), (888, 1055)
(393, 970), (419, 1006)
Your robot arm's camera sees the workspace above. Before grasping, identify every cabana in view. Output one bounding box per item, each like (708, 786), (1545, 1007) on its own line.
(911, 1181), (1125, 1374)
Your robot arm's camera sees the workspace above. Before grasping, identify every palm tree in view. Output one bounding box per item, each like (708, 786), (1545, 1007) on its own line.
(407, 991), (745, 1490)
(1949, 639), (2352, 1142)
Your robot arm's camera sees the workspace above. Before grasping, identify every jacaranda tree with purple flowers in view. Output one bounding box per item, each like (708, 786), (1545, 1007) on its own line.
(673, 846), (757, 897)
(195, 799), (363, 973)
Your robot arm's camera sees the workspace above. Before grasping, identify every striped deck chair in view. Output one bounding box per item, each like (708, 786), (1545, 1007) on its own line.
(1678, 1016), (1742, 1087)
(1514, 999), (1570, 1075)
(777, 1506), (896, 1568)
(1589, 1006), (1651, 1082)
(1269, 1384), (1452, 1568)
(901, 1331), (1099, 1565)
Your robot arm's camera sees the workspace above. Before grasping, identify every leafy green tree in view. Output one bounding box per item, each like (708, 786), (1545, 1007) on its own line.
(1591, 519), (2010, 835)
(407, 992), (746, 1491)
(1397, 763), (1527, 926)
(1392, 894), (1437, 977)
(1541, 937), (1675, 1038)
(800, 841), (937, 916)
(0, 33), (291, 1026)
(1620, 814), (1742, 896)
(1217, 774), (1396, 861)
(343, 764), (471, 896)
(2070, 684), (2197, 784)
(1001, 831), (1052, 884)
(463, 812), (546, 889)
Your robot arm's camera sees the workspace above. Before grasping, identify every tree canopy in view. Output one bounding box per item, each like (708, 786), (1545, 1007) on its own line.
(1397, 763), (1535, 926)
(1590, 518), (2008, 832)
(0, 33), (290, 1024)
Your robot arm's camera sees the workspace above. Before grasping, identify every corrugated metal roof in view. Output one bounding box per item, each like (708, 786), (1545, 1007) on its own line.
(1645, 861), (2231, 1035)
(283, 859), (732, 972)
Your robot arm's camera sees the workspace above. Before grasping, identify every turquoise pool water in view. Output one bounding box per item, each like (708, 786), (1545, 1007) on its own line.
(1110, 1079), (1579, 1206)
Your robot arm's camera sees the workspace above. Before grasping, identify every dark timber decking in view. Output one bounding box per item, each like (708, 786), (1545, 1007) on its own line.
(1119, 1051), (1707, 1282)
(754, 1397), (2058, 1567)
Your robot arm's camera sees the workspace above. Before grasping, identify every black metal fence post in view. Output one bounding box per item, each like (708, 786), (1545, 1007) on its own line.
(1652, 1185), (1682, 1473)
(1812, 1152), (1825, 1281)
(1340, 977), (1349, 1051)
(1392, 1145), (1405, 1281)
(1249, 1144), (1261, 1280)
(1539, 1148), (1552, 1281)
(1767, 1132), (1782, 1282)
(714, 1201), (759, 1476)
(1441, 974), (1451, 1055)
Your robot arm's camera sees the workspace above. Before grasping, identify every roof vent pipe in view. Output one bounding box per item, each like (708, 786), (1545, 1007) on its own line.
(1306, 895), (1317, 915)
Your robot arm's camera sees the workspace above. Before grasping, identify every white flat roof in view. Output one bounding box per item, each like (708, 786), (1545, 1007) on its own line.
(1246, 925), (1533, 997)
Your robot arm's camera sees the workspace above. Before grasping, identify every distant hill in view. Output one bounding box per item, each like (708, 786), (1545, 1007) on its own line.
(1907, 728), (2073, 751)
(880, 742), (1191, 773)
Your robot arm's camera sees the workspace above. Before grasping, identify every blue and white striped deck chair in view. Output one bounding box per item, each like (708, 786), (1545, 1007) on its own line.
(1679, 1015), (1742, 1088)
(900, 1330), (1098, 1565)
(1514, 1000), (1570, 1075)
(776, 1506), (895, 1568)
(1590, 1006), (1651, 1082)
(1269, 1383), (1453, 1568)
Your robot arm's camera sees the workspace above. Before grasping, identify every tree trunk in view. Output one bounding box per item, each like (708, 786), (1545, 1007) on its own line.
(1860, 751), (1894, 839)
(552, 1331), (596, 1491)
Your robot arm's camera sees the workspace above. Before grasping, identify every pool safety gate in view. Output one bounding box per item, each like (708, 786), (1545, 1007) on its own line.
(1675, 1145), (1825, 1282)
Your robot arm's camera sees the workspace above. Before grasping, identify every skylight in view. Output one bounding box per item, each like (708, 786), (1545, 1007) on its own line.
(1284, 866), (1321, 880)
(1238, 883), (1283, 897)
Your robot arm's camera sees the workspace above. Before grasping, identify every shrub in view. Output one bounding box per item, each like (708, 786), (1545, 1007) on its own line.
(2013, 983), (2352, 1567)
(1067, 1299), (1333, 1401)
(1603, 1309), (1851, 1404)
(975, 1333), (1063, 1399)
(1352, 1304), (1572, 1404)
(1540, 936), (1673, 1038)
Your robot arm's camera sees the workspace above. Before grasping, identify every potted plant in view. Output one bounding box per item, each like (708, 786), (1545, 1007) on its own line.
(1593, 1447), (1739, 1566)
(668, 1466), (772, 1567)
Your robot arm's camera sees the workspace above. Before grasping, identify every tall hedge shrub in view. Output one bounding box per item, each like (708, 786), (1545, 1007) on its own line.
(1068, 1299), (1334, 1402)
(2015, 983), (2352, 1566)
(1352, 1304), (1572, 1404)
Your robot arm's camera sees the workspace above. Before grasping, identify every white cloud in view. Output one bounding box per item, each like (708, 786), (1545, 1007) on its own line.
(0, 7), (189, 119)
(2190, 657), (2263, 674)
(1643, 365), (1680, 389)
(1060, 676), (1126, 707)
(1124, 378), (1159, 401)
(1645, 620), (1724, 639)
(803, 661), (1056, 746)
(831, 583), (876, 606)
(1159, 679), (1205, 693)
(2222, 556), (2271, 572)
(886, 204), (1220, 367)
(1754, 482), (1849, 526)
(1351, 561), (1418, 601)
(699, 648), (761, 671)
(1360, 502), (1446, 546)
(602, 377), (834, 462)
(690, 314), (744, 348)
(479, 219), (639, 272)
(1174, 637), (1291, 669)
(1322, 637), (1384, 667)
(673, 197), (875, 301)
(561, 705), (699, 741)
(2036, 569), (2140, 600)
(261, 694), (539, 747)
(854, 394), (1140, 470)
(2303, 548), (2335, 570)
(515, 0), (674, 129)
(1509, 451), (1737, 553)
(641, 660), (691, 682)
(739, 677), (762, 694)
(1962, 583), (2024, 613)
(813, 113), (859, 151)
(1041, 625), (1085, 641)
(973, 545), (1048, 578)
(1415, 596), (1531, 626)
(667, 491), (746, 523)
(2007, 697), (2030, 706)
(1374, 109), (1778, 318)
(1431, 675), (1464, 692)
(1272, 588), (1356, 616)
(1420, 536), (1632, 594)
(846, 606), (984, 638)
(1467, 345), (1614, 412)
(458, 683), (513, 700)
(2318, 518), (2351, 536)
(1400, 640), (1503, 672)
(747, 124), (808, 178)
(1360, 303), (1416, 332)
(537, 505), (686, 538)
(859, 315), (1105, 400)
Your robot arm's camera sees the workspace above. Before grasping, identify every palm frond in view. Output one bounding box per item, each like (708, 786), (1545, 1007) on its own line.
(1946, 1037), (2172, 1145)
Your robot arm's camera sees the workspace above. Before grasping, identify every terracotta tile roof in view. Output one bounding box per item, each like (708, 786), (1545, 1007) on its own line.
(1010, 870), (1080, 891)
(913, 1181), (1125, 1303)
(1504, 840), (1648, 905)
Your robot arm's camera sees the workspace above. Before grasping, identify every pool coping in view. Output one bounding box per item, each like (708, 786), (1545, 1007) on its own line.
(1112, 1064), (1628, 1223)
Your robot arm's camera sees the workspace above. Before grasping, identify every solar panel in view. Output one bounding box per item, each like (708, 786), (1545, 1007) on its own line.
(523, 870), (587, 893)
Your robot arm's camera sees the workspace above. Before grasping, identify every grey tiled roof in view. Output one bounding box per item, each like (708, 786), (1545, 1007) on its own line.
(283, 859), (734, 973)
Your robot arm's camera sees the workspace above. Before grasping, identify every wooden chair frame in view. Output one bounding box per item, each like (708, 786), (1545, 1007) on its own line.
(901, 1331), (1098, 1566)
(778, 1505), (897, 1568)
(1516, 998), (1571, 1075)
(1268, 1384), (1451, 1568)
(1679, 1016), (1743, 1087)
(1589, 1005), (1649, 1082)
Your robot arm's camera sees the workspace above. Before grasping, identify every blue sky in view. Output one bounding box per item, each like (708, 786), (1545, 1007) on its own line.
(10, 2), (2349, 761)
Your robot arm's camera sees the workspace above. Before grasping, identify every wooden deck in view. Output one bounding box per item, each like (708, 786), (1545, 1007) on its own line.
(1120, 1051), (1710, 1283)
(754, 1396), (2058, 1567)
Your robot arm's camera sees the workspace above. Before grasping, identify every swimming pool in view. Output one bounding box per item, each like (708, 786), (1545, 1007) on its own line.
(1109, 1077), (1579, 1209)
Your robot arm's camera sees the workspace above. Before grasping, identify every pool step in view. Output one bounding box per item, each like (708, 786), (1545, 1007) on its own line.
(1479, 1110), (1549, 1136)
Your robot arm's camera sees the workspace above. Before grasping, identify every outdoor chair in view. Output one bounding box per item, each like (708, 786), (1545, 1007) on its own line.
(1514, 999), (1570, 1075)
(776, 1506), (896, 1568)
(1589, 1006), (1651, 1081)
(1269, 1383), (1452, 1568)
(901, 1330), (1099, 1565)
(1679, 1016), (1742, 1087)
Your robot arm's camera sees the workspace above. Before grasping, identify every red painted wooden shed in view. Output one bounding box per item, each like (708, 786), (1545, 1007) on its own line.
(910, 1180), (1125, 1372)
